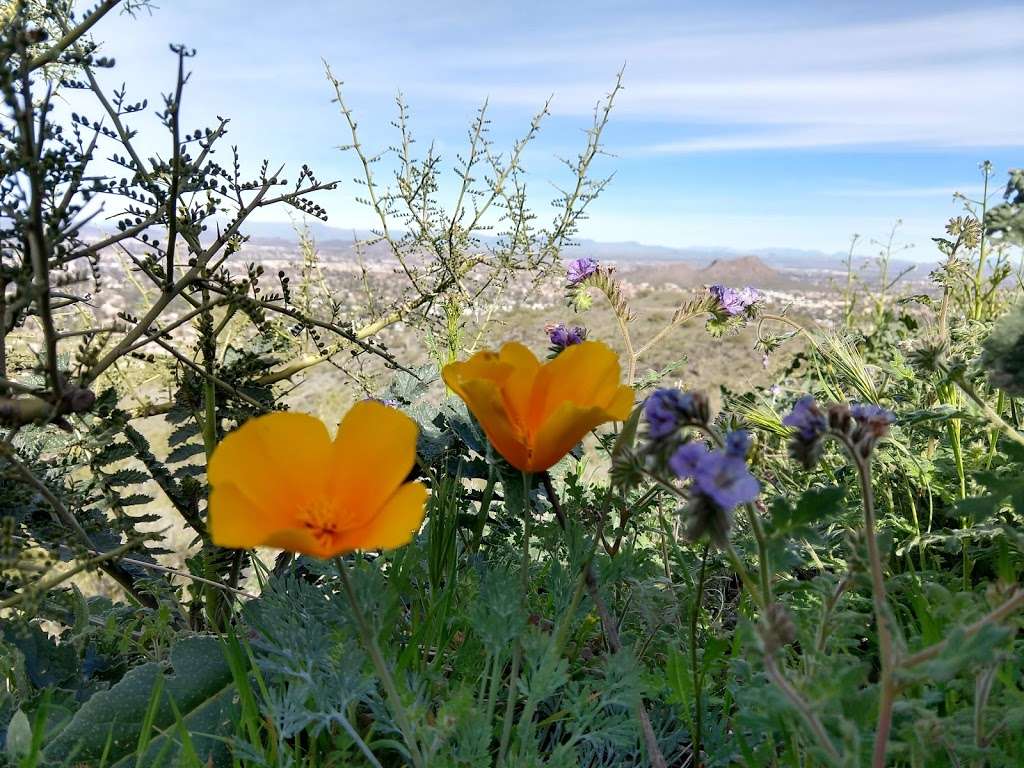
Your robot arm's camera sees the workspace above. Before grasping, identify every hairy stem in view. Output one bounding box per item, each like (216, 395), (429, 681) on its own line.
(839, 437), (897, 768)
(764, 654), (842, 764)
(952, 371), (1024, 449)
(334, 558), (424, 768)
(902, 588), (1024, 669)
(690, 542), (709, 764)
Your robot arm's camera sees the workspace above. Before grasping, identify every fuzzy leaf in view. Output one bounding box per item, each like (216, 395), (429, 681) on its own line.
(45, 635), (236, 766)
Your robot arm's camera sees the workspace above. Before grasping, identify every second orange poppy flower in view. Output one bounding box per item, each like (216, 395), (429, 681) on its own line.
(442, 340), (633, 473)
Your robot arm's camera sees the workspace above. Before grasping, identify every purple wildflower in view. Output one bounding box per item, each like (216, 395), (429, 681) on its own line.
(709, 284), (761, 317)
(851, 403), (895, 434)
(851, 404), (895, 451)
(546, 323), (588, 351)
(668, 442), (709, 478)
(669, 441), (760, 512)
(783, 396), (827, 441)
(668, 435), (760, 545)
(566, 257), (599, 285)
(644, 388), (707, 440)
(692, 451), (761, 512)
(366, 397), (401, 408)
(725, 430), (751, 458)
(737, 286), (762, 307)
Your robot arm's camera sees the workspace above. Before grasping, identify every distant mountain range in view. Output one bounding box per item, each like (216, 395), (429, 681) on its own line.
(562, 237), (857, 270)
(235, 221), (853, 267)
(83, 220), (928, 277)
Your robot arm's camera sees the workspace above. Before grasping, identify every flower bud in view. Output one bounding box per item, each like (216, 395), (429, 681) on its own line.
(758, 603), (797, 654)
(827, 403), (853, 435)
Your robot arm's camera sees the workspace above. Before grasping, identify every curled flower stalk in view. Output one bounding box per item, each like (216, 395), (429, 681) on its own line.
(783, 397), (898, 765)
(566, 260), (763, 384)
(641, 389), (771, 605)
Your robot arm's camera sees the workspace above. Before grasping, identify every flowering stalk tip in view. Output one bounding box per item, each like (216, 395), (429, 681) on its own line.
(545, 323), (588, 353)
(566, 257), (599, 285)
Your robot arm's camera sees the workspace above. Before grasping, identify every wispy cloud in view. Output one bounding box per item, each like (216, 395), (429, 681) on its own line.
(391, 7), (1024, 152)
(820, 184), (987, 199)
(92, 1), (1022, 254)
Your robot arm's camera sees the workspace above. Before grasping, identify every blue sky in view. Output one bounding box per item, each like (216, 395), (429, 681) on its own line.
(92, 1), (1023, 258)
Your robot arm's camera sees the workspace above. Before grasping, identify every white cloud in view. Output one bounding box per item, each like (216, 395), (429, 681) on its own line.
(819, 184), (987, 199)
(390, 6), (1024, 152)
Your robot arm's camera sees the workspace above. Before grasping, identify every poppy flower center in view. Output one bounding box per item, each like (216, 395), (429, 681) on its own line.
(299, 498), (342, 549)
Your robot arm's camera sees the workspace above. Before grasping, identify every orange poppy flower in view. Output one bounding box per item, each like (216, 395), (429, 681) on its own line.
(208, 401), (427, 558)
(442, 340), (633, 473)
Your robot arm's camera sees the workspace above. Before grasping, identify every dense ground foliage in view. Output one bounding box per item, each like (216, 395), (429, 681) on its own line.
(3, 3), (1024, 767)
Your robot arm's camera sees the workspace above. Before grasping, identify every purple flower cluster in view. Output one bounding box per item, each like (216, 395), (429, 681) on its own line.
(725, 429), (751, 458)
(782, 395), (827, 441)
(709, 284), (761, 317)
(850, 403), (896, 454)
(669, 433), (760, 514)
(546, 323), (588, 352)
(644, 388), (707, 440)
(783, 395), (828, 468)
(851, 403), (896, 437)
(782, 396), (896, 467)
(566, 257), (599, 285)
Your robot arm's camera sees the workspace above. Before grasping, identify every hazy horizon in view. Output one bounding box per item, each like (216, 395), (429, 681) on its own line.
(91, 1), (1023, 259)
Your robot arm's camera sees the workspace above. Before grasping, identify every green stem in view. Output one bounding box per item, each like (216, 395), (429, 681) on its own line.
(690, 543), (710, 764)
(972, 165), (991, 321)
(837, 438), (897, 768)
(985, 391), (1006, 469)
(699, 424), (773, 602)
(496, 471), (533, 767)
(334, 558), (424, 768)
(468, 464), (496, 555)
(947, 419), (967, 500)
(764, 654), (842, 764)
(724, 541), (765, 610)
(952, 371), (1024, 450)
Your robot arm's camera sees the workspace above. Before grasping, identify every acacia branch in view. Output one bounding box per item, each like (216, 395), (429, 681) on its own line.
(0, 440), (156, 607)
(27, 0), (123, 72)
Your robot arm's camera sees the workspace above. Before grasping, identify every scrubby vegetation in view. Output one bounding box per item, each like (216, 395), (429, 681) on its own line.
(2, 3), (1024, 767)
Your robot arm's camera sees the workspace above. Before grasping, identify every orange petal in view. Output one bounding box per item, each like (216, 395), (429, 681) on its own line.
(208, 411), (332, 522)
(327, 401), (419, 530)
(209, 483), (349, 558)
(496, 342), (540, 427)
(450, 376), (532, 471)
(263, 528), (334, 558)
(528, 341), (625, 432)
(443, 349), (514, 391)
(606, 384), (635, 421)
(335, 481), (428, 551)
(208, 482), (294, 549)
(528, 400), (628, 472)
